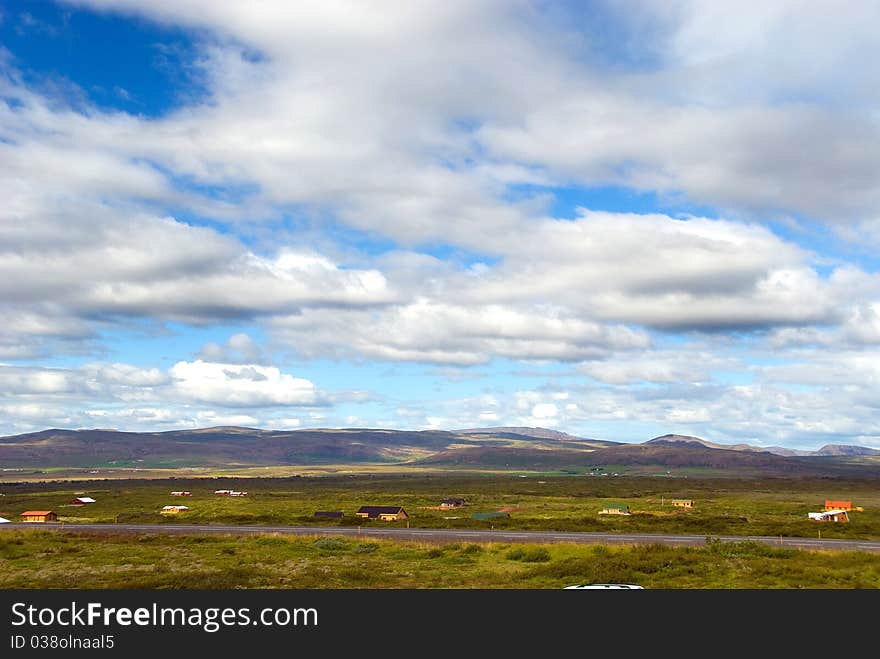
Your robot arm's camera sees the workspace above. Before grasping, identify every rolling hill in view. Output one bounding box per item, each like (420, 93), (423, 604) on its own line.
(0, 426), (878, 478)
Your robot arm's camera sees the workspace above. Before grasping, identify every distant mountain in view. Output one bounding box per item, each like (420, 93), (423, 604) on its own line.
(646, 434), (878, 457)
(646, 434), (760, 452)
(455, 426), (618, 448)
(814, 444), (880, 457)
(0, 426), (877, 477)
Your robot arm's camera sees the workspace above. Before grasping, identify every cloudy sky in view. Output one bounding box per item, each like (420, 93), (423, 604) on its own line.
(1, 1), (879, 449)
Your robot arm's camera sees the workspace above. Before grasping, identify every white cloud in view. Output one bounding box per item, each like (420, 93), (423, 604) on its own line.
(170, 360), (322, 407)
(270, 299), (650, 365)
(194, 411), (260, 428)
(531, 403), (558, 419)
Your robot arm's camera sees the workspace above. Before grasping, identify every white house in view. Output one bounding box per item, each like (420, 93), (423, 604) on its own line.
(808, 509), (849, 522)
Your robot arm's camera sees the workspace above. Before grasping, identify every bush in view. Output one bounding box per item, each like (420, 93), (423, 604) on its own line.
(461, 544), (483, 554)
(313, 538), (349, 551)
(353, 543), (378, 554)
(506, 547), (551, 562)
(521, 547), (551, 563)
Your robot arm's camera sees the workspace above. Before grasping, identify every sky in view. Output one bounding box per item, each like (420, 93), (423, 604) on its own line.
(1, 1), (879, 449)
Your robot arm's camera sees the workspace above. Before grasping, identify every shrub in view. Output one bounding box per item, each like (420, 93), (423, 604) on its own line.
(313, 538), (349, 551)
(520, 547), (551, 563)
(461, 544), (483, 554)
(354, 543), (378, 554)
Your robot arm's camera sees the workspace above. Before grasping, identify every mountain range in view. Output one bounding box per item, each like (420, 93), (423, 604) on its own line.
(0, 426), (878, 478)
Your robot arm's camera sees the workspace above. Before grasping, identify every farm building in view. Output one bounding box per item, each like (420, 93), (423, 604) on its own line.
(440, 497), (466, 509)
(314, 511), (344, 519)
(356, 506), (408, 521)
(809, 509), (849, 522)
(471, 512), (509, 520)
(70, 497), (96, 505)
(160, 505), (189, 514)
(215, 489), (248, 497)
(20, 511), (58, 523)
(671, 499), (694, 508)
(171, 491), (192, 497)
(824, 500), (853, 511)
(229, 491), (248, 497)
(599, 504), (630, 515)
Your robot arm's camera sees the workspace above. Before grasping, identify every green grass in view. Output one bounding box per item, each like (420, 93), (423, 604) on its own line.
(1, 529), (877, 589)
(1, 473), (878, 540)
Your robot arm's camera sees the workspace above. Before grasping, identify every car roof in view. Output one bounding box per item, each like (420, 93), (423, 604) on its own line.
(563, 584), (644, 589)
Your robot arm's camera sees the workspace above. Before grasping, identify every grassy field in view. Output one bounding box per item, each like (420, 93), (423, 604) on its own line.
(1, 473), (878, 540)
(1, 529), (878, 589)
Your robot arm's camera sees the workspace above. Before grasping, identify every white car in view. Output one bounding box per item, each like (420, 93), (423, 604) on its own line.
(563, 583), (644, 589)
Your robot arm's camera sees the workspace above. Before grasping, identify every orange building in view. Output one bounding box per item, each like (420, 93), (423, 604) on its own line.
(824, 500), (852, 511)
(20, 511), (58, 523)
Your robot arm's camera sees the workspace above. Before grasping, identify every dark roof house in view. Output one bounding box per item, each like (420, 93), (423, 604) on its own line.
(355, 506), (408, 520)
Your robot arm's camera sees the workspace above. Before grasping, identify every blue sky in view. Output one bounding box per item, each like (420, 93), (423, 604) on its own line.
(2, 1), (880, 449)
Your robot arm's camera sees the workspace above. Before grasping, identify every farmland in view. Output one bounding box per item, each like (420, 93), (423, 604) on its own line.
(1, 473), (878, 541)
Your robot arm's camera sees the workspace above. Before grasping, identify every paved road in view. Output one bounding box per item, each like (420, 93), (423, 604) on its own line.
(2, 522), (879, 552)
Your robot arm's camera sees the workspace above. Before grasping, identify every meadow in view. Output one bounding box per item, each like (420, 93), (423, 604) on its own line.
(1, 473), (878, 540)
(1, 529), (878, 589)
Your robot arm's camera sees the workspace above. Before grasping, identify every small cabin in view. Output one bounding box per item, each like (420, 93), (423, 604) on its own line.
(671, 499), (694, 508)
(599, 504), (630, 515)
(356, 506), (408, 521)
(20, 511), (58, 523)
(170, 491), (192, 497)
(440, 497), (466, 509)
(809, 509), (849, 523)
(70, 497), (96, 505)
(160, 505), (189, 514)
(824, 500), (852, 511)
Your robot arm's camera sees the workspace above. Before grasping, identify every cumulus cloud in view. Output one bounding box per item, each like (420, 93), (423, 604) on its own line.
(169, 360), (323, 407)
(1, 0), (879, 446)
(270, 300), (650, 365)
(197, 333), (266, 364)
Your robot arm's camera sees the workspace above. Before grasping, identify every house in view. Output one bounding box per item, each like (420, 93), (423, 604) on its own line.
(229, 491), (248, 497)
(20, 511), (58, 523)
(671, 499), (694, 508)
(0, 517), (10, 524)
(214, 489), (233, 495)
(809, 509), (849, 522)
(824, 500), (852, 511)
(599, 504), (630, 515)
(314, 511), (344, 519)
(160, 505), (189, 514)
(70, 497), (96, 505)
(440, 497), (466, 509)
(355, 506), (408, 521)
(170, 491), (192, 497)
(471, 512), (509, 520)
